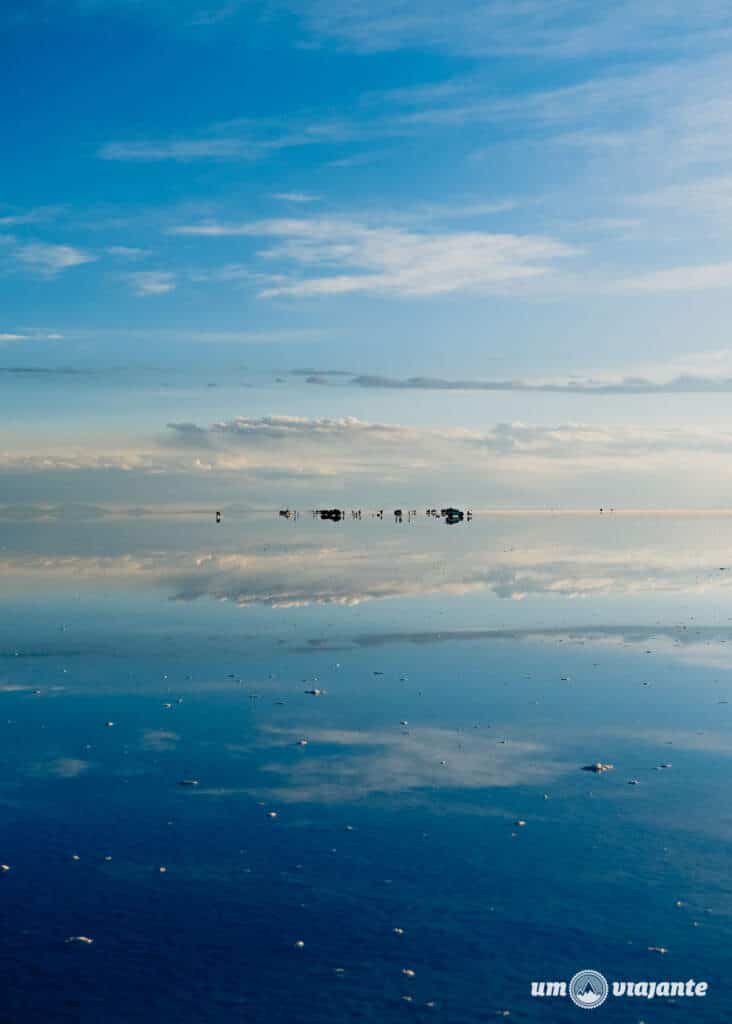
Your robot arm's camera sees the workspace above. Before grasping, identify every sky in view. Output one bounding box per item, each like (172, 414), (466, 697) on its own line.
(4, 1), (732, 508)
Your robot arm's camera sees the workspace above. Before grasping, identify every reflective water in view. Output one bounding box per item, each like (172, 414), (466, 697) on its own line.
(2, 510), (731, 1021)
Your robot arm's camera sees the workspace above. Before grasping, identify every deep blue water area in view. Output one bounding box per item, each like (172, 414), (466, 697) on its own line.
(2, 512), (731, 1021)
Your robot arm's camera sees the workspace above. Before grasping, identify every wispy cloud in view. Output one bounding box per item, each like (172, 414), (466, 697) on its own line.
(98, 138), (267, 162)
(292, 0), (732, 58)
(105, 245), (150, 259)
(305, 370), (732, 395)
(618, 262), (732, 293)
(141, 729), (180, 751)
(634, 175), (732, 216)
(251, 725), (566, 804)
(13, 243), (96, 275)
(125, 270), (177, 295)
(29, 757), (90, 779)
(94, 48), (732, 207)
(377, 56), (732, 149)
(271, 192), (321, 203)
(167, 414), (412, 444)
(97, 118), (367, 163)
(11, 413), (732, 487)
(7, 534), (732, 611)
(31, 326), (329, 346)
(163, 414), (732, 472)
(0, 205), (63, 227)
(11, 0), (732, 61)
(185, 1), (246, 27)
(0, 452), (185, 473)
(8, 410), (732, 507)
(173, 216), (578, 297)
(187, 263), (283, 288)
(161, 540), (732, 609)
(0, 328), (64, 344)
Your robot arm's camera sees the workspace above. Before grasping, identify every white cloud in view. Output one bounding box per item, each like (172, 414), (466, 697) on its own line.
(141, 729), (180, 751)
(94, 51), (732, 193)
(8, 412), (732, 508)
(290, 0), (732, 58)
(0, 328), (63, 343)
(172, 222), (257, 237)
(14, 0), (732, 61)
(186, 2), (245, 26)
(251, 726), (567, 804)
(645, 347), (732, 379)
(187, 263), (283, 287)
(7, 534), (732, 611)
(99, 138), (264, 161)
(162, 541), (732, 609)
(383, 58), (727, 143)
(15, 414), (732, 491)
(0, 205), (63, 227)
(354, 53), (732, 199)
(173, 217), (578, 298)
(97, 119), (360, 162)
(619, 262), (732, 293)
(34, 325), (329, 346)
(30, 758), (90, 779)
(105, 245), (150, 259)
(634, 175), (732, 215)
(99, 108), (405, 164)
(271, 192), (321, 203)
(7, 412), (732, 487)
(0, 452), (183, 473)
(126, 271), (177, 295)
(163, 415), (732, 480)
(14, 243), (95, 275)
(316, 370), (732, 395)
(179, 414), (414, 443)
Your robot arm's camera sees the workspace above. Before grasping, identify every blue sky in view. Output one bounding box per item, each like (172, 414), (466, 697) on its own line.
(4, 0), (732, 375)
(4, 1), (732, 508)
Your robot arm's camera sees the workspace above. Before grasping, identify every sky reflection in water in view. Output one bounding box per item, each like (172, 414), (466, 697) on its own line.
(2, 511), (731, 1022)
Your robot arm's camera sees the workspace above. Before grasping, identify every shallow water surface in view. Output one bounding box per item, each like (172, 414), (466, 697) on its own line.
(2, 511), (731, 1021)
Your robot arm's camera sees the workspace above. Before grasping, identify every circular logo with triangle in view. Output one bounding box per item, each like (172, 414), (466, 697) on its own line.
(569, 970), (609, 1009)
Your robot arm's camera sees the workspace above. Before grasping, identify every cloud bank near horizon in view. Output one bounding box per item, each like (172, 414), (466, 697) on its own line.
(299, 370), (732, 395)
(4, 410), (732, 509)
